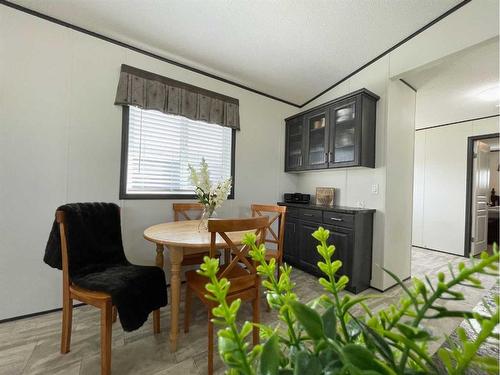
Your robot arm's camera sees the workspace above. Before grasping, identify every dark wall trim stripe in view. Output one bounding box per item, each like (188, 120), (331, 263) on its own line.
(0, 303), (85, 324)
(0, 279), (186, 324)
(399, 79), (417, 92)
(412, 245), (467, 258)
(300, 0), (472, 108)
(370, 276), (411, 293)
(0, 0), (300, 108)
(1, 0), (473, 109)
(415, 114), (500, 132)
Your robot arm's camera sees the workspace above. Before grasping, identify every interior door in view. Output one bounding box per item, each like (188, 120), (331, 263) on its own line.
(471, 141), (490, 255)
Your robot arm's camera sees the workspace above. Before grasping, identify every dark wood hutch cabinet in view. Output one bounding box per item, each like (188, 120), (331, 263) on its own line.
(285, 89), (379, 172)
(279, 202), (375, 294)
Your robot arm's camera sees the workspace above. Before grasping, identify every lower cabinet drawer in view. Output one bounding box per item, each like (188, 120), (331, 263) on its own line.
(322, 211), (354, 227)
(299, 208), (323, 223)
(286, 207), (299, 218)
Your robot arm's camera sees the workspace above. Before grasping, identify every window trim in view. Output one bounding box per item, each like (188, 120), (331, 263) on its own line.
(119, 106), (236, 200)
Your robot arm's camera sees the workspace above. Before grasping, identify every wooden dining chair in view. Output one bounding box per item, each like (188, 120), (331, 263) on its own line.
(251, 204), (287, 279)
(56, 211), (160, 375)
(172, 203), (214, 266)
(183, 216), (268, 375)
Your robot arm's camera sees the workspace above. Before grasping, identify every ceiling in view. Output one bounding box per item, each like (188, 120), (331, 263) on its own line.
(403, 37), (499, 91)
(10, 0), (463, 106)
(403, 36), (499, 125)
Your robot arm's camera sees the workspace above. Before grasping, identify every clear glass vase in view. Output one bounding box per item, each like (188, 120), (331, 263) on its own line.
(198, 205), (217, 231)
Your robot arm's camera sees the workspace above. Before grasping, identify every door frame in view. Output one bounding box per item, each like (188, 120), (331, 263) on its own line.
(464, 132), (499, 257)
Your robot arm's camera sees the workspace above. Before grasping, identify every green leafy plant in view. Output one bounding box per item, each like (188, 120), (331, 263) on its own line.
(199, 227), (499, 374)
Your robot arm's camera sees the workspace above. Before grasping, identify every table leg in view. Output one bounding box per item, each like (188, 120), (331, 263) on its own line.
(155, 243), (164, 268)
(168, 246), (183, 352)
(153, 243), (164, 334)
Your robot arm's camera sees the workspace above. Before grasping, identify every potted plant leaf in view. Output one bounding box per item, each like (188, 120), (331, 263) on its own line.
(198, 227), (499, 374)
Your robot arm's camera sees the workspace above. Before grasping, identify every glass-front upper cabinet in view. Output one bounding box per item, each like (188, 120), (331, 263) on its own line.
(285, 116), (305, 171)
(304, 108), (329, 169)
(284, 89), (378, 172)
(329, 99), (360, 167)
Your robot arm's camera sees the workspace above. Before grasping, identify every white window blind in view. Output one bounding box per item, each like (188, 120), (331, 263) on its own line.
(125, 106), (233, 196)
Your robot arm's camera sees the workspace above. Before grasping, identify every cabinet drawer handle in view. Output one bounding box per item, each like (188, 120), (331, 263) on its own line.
(330, 217), (343, 221)
(303, 213), (314, 217)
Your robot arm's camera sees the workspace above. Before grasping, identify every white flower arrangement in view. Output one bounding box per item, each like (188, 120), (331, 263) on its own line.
(188, 158), (232, 215)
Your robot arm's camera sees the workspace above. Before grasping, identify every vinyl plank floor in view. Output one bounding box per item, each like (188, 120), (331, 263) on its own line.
(0, 248), (495, 375)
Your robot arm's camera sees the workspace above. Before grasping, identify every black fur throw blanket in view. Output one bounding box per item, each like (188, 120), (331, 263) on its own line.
(44, 203), (168, 332)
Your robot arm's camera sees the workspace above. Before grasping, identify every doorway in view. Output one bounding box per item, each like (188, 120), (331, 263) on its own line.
(465, 133), (500, 256)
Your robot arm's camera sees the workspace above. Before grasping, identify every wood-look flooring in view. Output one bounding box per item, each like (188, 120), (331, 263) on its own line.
(0, 248), (496, 375)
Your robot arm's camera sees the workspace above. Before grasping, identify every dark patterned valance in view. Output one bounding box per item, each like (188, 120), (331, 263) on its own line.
(114, 64), (240, 130)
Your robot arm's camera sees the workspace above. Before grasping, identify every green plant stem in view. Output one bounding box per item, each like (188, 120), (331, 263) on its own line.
(398, 255), (499, 371)
(283, 308), (300, 347)
(266, 266), (300, 348)
(453, 312), (499, 373)
(320, 238), (349, 342)
(208, 274), (254, 375)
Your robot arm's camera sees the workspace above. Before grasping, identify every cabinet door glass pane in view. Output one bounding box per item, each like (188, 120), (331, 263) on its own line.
(288, 122), (303, 168)
(333, 103), (356, 163)
(307, 114), (326, 165)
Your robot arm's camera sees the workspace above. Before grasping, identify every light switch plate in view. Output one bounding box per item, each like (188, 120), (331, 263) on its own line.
(371, 184), (379, 194)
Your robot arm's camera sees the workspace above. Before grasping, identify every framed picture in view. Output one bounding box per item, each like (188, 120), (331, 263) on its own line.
(316, 187), (335, 206)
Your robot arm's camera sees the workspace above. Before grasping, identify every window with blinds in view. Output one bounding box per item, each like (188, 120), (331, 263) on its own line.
(121, 106), (234, 198)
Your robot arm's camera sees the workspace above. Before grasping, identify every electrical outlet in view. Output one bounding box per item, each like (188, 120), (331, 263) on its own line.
(357, 201), (365, 208)
(371, 184), (379, 194)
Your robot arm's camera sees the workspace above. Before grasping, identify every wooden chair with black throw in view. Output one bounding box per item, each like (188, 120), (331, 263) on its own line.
(172, 203), (213, 266)
(43, 203), (168, 375)
(183, 216), (268, 375)
(251, 204), (287, 279)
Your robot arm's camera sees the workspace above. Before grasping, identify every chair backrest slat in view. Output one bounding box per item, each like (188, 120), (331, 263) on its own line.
(250, 204), (286, 259)
(208, 216), (268, 294)
(172, 203), (203, 221)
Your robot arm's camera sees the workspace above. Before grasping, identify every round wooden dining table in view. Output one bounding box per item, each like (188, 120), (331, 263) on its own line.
(143, 219), (251, 352)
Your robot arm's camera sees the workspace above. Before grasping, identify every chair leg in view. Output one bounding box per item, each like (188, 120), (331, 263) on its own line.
(153, 309), (161, 334)
(60, 297), (73, 354)
(253, 292), (260, 346)
(184, 285), (192, 333)
(101, 301), (112, 375)
(277, 259), (281, 280)
(112, 306), (117, 323)
(208, 309), (214, 375)
(224, 248), (231, 265)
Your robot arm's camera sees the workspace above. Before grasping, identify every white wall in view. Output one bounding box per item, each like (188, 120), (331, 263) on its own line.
(0, 7), (297, 320)
(1, 0), (498, 319)
(295, 57), (392, 289)
(407, 32), (499, 255)
(412, 117), (499, 255)
(383, 80), (416, 287)
(294, 66), (416, 290)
